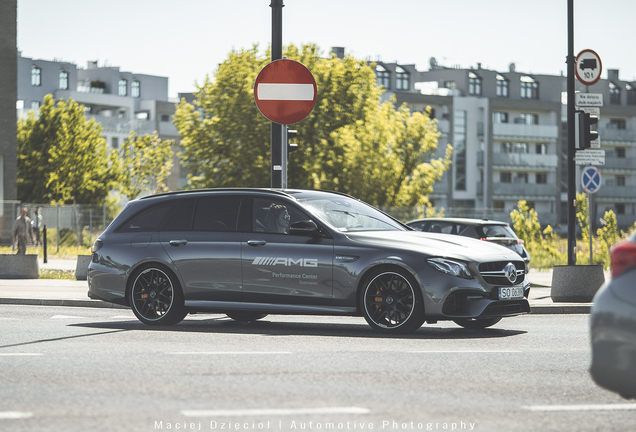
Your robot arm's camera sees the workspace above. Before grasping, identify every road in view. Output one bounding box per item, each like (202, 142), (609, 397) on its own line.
(1, 305), (634, 432)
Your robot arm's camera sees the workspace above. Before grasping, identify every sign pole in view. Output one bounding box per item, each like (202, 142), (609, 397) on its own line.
(588, 192), (593, 265)
(566, 0), (576, 265)
(281, 125), (288, 188)
(270, 0), (284, 189)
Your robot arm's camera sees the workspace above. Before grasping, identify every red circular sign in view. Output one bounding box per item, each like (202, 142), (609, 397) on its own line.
(254, 59), (317, 125)
(575, 49), (602, 86)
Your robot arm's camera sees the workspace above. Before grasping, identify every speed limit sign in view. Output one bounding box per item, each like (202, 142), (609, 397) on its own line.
(575, 49), (602, 86)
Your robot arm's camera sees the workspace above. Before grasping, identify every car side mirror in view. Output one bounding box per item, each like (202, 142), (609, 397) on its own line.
(289, 220), (320, 236)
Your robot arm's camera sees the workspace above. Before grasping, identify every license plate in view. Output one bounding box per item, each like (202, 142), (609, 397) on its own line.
(499, 286), (524, 300)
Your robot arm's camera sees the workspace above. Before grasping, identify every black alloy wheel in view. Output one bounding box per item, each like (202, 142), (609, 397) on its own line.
(361, 268), (425, 333)
(129, 265), (187, 326)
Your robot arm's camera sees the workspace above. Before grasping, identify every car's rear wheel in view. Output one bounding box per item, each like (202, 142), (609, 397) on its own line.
(129, 265), (187, 326)
(361, 268), (425, 333)
(226, 312), (268, 322)
(453, 317), (502, 329)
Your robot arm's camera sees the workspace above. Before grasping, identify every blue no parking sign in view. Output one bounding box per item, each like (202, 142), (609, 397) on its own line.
(581, 166), (602, 194)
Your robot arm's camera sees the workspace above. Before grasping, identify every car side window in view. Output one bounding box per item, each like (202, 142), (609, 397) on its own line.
(118, 202), (176, 233)
(163, 199), (195, 231)
(193, 196), (242, 232)
(252, 198), (307, 234)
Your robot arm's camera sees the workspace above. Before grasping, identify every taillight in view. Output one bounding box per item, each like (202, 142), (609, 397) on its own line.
(610, 241), (636, 278)
(91, 239), (103, 254)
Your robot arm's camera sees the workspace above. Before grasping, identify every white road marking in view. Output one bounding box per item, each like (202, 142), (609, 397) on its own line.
(409, 350), (522, 353)
(0, 411), (33, 419)
(182, 407), (370, 417)
(524, 404), (636, 412)
(50, 315), (85, 319)
(168, 352), (292, 355)
(0, 353), (42, 356)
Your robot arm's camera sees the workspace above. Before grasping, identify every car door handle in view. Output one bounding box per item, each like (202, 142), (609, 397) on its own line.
(247, 239), (267, 247)
(169, 239), (188, 247)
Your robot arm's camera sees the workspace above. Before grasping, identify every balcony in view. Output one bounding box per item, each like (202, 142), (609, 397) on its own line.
(492, 153), (558, 169)
(492, 183), (558, 197)
(596, 186), (636, 199)
(493, 123), (558, 140)
(604, 156), (636, 170)
(599, 127), (636, 143)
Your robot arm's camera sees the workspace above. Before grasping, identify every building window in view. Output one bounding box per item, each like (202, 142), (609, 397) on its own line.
(515, 173), (529, 184)
(395, 66), (409, 91)
(31, 101), (40, 111)
(520, 75), (538, 99)
(118, 78), (128, 96)
(536, 173), (548, 184)
(59, 70), (69, 90)
(496, 74), (509, 97)
(616, 203), (625, 215)
(520, 113), (539, 125)
(112, 137), (119, 149)
(469, 72), (482, 96)
(493, 112), (508, 123)
(627, 84), (636, 105)
(609, 118), (626, 130)
(494, 201), (505, 210)
(132, 80), (140, 98)
(31, 66), (41, 86)
(616, 147), (626, 158)
(536, 143), (547, 155)
(500, 172), (512, 183)
(609, 82), (621, 105)
(376, 65), (390, 89)
(453, 110), (467, 191)
(501, 142), (513, 153)
(617, 176), (626, 187)
(444, 81), (456, 90)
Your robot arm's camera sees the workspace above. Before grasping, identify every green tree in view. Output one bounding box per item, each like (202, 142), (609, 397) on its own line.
(333, 103), (450, 206)
(17, 95), (115, 204)
(173, 43), (449, 206)
(113, 132), (175, 200)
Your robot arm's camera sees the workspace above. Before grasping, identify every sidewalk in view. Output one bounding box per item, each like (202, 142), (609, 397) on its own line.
(0, 259), (605, 314)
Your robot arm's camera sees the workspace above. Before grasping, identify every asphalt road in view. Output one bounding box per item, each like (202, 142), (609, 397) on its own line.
(1, 305), (635, 432)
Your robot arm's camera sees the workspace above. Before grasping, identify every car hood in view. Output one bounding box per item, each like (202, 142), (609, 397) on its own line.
(345, 230), (522, 263)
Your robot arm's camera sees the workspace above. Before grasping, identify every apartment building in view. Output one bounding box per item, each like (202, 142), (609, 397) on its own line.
(16, 55), (184, 190)
(375, 58), (636, 230)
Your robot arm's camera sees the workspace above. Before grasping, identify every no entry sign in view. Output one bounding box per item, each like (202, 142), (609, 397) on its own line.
(254, 59), (317, 125)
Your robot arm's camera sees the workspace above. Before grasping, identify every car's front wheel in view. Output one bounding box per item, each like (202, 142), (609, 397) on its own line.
(361, 268), (425, 333)
(453, 317), (502, 329)
(129, 265), (187, 326)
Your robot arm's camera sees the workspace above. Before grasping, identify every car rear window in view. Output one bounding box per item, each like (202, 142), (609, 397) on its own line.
(477, 225), (516, 238)
(118, 202), (176, 233)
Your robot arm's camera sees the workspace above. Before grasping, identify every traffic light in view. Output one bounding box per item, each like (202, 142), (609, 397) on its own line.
(577, 111), (599, 149)
(287, 128), (298, 154)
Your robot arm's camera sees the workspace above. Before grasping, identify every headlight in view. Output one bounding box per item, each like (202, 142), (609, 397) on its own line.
(427, 257), (473, 279)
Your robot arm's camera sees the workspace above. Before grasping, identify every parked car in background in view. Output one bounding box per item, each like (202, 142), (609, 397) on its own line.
(590, 229), (636, 399)
(88, 189), (531, 333)
(406, 218), (531, 266)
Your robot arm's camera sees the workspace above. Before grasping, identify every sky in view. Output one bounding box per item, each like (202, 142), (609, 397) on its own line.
(16, 0), (636, 99)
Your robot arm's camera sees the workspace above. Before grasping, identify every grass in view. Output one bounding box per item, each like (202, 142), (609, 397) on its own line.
(0, 244), (91, 259)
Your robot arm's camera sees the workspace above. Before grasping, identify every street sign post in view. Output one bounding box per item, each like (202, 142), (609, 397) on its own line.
(255, 57), (317, 188)
(255, 58), (317, 125)
(575, 49), (602, 86)
(581, 166), (601, 194)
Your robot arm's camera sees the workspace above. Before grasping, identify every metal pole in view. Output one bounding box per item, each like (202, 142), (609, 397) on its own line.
(588, 193), (593, 265)
(270, 0), (284, 189)
(43, 225), (47, 264)
(56, 204), (60, 254)
(567, 0), (577, 265)
(281, 126), (288, 188)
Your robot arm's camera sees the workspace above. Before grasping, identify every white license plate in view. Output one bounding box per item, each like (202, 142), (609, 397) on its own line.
(499, 286), (524, 300)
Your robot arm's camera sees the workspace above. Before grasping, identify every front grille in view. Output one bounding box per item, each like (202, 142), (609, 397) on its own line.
(478, 260), (526, 285)
(442, 290), (485, 316)
(481, 300), (530, 316)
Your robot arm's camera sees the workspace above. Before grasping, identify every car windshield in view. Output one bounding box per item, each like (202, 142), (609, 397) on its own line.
(296, 194), (405, 232)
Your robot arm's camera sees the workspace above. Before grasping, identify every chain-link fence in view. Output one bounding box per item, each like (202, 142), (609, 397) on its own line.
(1, 201), (114, 251)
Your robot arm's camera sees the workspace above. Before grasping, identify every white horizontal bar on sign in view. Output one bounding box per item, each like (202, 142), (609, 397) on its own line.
(257, 83), (314, 101)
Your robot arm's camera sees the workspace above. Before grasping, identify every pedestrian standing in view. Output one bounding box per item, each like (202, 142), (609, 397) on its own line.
(12, 207), (34, 255)
(32, 208), (43, 247)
